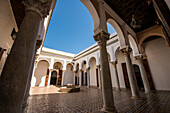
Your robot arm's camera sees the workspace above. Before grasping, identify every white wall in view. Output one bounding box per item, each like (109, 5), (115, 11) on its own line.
(144, 38), (170, 90)
(0, 0), (17, 75)
(34, 61), (49, 87)
(64, 64), (74, 85)
(90, 58), (97, 86)
(115, 50), (126, 88)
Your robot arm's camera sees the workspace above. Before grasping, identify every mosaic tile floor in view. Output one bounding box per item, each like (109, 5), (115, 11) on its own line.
(25, 87), (170, 113)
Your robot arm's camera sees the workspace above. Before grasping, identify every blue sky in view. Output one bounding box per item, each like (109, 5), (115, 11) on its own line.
(43, 0), (115, 54)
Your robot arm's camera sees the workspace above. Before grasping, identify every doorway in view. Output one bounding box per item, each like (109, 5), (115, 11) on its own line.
(50, 71), (57, 85)
(133, 65), (144, 90)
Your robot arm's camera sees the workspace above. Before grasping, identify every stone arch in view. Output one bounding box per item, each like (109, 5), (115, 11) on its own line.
(80, 0), (100, 32)
(53, 62), (63, 70)
(128, 34), (140, 56)
(107, 19), (126, 47)
(37, 59), (50, 66)
(88, 56), (97, 67)
(139, 33), (166, 54)
(89, 57), (98, 87)
(81, 60), (87, 71)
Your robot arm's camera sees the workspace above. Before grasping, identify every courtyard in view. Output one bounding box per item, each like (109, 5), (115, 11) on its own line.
(25, 86), (170, 113)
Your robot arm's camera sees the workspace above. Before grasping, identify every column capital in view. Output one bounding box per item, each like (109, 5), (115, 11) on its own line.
(96, 65), (100, 68)
(86, 67), (90, 71)
(135, 54), (143, 60)
(120, 46), (132, 56)
(93, 30), (110, 42)
(22, 0), (52, 19)
(110, 61), (117, 66)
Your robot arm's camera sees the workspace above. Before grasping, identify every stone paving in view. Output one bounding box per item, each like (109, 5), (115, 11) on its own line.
(25, 87), (170, 113)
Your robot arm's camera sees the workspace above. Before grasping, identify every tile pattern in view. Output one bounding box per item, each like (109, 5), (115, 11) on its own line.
(25, 87), (170, 113)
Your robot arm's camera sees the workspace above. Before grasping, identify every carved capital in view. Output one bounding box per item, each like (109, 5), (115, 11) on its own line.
(120, 46), (132, 57)
(96, 65), (100, 68)
(93, 30), (110, 47)
(22, 0), (52, 19)
(135, 54), (143, 61)
(110, 61), (117, 66)
(86, 67), (90, 71)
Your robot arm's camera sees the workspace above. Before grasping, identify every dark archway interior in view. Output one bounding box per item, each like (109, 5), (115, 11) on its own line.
(50, 71), (57, 85)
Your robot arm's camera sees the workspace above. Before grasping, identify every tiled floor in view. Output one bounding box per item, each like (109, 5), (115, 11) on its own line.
(25, 86), (170, 113)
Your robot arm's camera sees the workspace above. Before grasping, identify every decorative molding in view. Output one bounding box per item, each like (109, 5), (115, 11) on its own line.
(120, 46), (132, 56)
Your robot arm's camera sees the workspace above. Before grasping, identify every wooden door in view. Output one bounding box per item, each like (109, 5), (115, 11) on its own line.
(96, 68), (99, 87)
(57, 70), (62, 85)
(45, 69), (49, 86)
(121, 63), (130, 88)
(142, 59), (155, 90)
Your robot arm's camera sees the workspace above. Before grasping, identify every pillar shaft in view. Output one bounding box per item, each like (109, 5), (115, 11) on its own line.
(121, 47), (140, 98)
(97, 65), (102, 89)
(87, 68), (90, 87)
(94, 30), (116, 112)
(0, 1), (51, 112)
(79, 70), (82, 87)
(61, 70), (66, 86)
(111, 61), (120, 91)
(47, 69), (52, 86)
(135, 55), (151, 93)
(73, 71), (76, 85)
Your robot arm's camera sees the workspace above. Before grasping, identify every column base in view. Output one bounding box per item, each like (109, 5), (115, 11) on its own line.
(101, 106), (117, 113)
(145, 90), (152, 94)
(115, 88), (121, 91)
(131, 95), (140, 99)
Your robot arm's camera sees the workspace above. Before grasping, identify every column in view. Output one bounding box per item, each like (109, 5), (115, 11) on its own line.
(73, 71), (76, 85)
(22, 51), (37, 112)
(86, 68), (90, 87)
(94, 30), (116, 112)
(61, 70), (66, 86)
(0, 1), (52, 112)
(111, 61), (121, 91)
(97, 65), (102, 89)
(79, 69), (82, 87)
(121, 46), (140, 99)
(47, 69), (52, 86)
(135, 55), (151, 93)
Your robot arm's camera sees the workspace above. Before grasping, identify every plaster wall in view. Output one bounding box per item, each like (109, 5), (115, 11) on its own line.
(0, 0), (17, 75)
(34, 61), (49, 87)
(90, 58), (97, 87)
(64, 64), (74, 85)
(143, 38), (170, 90)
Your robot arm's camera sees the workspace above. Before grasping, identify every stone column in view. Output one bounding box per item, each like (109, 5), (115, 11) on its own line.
(97, 65), (102, 89)
(86, 68), (90, 87)
(0, 1), (52, 112)
(111, 61), (121, 91)
(73, 71), (76, 85)
(79, 69), (82, 87)
(47, 69), (52, 86)
(135, 55), (151, 93)
(121, 47), (140, 99)
(61, 70), (66, 86)
(94, 30), (116, 112)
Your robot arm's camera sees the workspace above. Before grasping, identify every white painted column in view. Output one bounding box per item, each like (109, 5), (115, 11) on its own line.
(135, 55), (151, 93)
(47, 69), (52, 86)
(97, 65), (102, 89)
(87, 68), (90, 87)
(111, 61), (120, 91)
(61, 70), (66, 86)
(121, 46), (140, 99)
(79, 69), (82, 87)
(73, 71), (76, 85)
